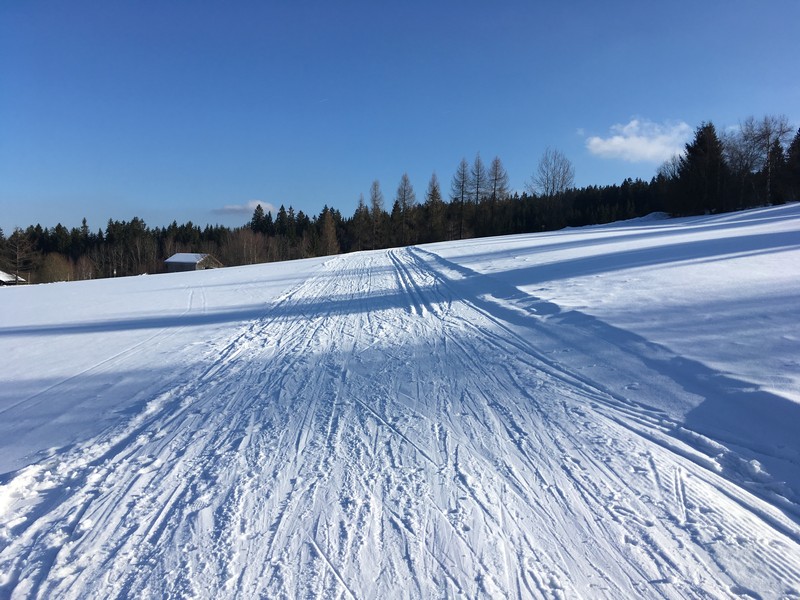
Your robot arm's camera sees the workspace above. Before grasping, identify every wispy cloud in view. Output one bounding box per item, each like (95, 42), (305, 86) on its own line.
(213, 200), (277, 216)
(586, 119), (692, 163)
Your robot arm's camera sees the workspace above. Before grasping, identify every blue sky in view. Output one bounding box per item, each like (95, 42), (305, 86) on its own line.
(2, 1), (798, 233)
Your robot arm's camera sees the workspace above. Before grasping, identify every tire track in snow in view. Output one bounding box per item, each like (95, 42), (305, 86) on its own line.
(407, 245), (800, 596)
(2, 248), (800, 598)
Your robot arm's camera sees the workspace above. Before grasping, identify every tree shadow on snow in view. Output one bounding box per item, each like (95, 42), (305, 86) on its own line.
(414, 247), (800, 527)
(444, 230), (799, 287)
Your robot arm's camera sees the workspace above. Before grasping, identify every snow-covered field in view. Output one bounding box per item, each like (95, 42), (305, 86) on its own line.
(1, 204), (799, 599)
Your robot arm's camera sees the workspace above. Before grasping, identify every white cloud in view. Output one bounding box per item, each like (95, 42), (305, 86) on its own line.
(586, 119), (692, 163)
(214, 200), (277, 216)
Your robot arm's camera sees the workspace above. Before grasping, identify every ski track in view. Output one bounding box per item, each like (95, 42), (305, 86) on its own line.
(1, 248), (799, 599)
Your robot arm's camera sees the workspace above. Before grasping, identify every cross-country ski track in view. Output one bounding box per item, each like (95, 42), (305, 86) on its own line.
(2, 206), (800, 599)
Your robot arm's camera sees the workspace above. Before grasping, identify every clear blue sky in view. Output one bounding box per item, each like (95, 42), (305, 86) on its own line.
(2, 0), (798, 233)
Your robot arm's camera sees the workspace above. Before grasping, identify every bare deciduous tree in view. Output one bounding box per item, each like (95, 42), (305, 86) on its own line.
(451, 158), (470, 239)
(657, 154), (682, 181)
(527, 147), (575, 198)
(487, 156), (509, 203)
(756, 115), (792, 203)
(487, 156), (509, 230)
(395, 173), (416, 246)
(5, 227), (38, 283)
(724, 115), (793, 203)
(369, 180), (385, 249)
(470, 153), (487, 204)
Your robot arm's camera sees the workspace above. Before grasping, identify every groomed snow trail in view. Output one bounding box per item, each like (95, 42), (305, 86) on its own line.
(2, 247), (799, 599)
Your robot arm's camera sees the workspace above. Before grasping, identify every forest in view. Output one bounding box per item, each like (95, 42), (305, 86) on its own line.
(2, 115), (799, 284)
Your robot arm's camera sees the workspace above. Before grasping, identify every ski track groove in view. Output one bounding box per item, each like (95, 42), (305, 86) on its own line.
(1, 247), (799, 598)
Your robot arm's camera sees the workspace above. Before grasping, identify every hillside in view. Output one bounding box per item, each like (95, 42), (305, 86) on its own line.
(1, 204), (799, 598)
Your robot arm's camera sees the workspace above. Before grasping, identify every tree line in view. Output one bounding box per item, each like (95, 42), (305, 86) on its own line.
(2, 114), (798, 284)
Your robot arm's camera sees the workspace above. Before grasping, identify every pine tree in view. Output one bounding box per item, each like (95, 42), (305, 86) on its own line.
(783, 128), (800, 202)
(275, 205), (289, 237)
(423, 172), (446, 242)
(765, 139), (787, 204)
(250, 204), (267, 234)
(80, 217), (90, 248)
(0, 226), (6, 272)
(675, 122), (728, 215)
(287, 206), (297, 241)
(319, 207), (340, 256)
(352, 194), (370, 250)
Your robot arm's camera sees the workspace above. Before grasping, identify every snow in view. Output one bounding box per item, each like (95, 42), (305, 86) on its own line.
(1, 204), (800, 598)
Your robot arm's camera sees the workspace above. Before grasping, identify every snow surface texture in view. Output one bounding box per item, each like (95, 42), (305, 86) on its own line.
(1, 205), (799, 599)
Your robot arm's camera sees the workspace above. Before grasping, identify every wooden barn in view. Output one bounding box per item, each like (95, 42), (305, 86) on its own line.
(164, 253), (223, 273)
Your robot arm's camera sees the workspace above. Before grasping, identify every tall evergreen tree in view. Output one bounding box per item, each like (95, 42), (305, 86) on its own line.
(250, 204), (267, 234)
(352, 194), (370, 250)
(785, 129), (800, 201)
(675, 122), (728, 215)
(287, 206), (297, 242)
(319, 207), (340, 256)
(765, 139), (787, 204)
(0, 226), (6, 272)
(423, 172), (446, 242)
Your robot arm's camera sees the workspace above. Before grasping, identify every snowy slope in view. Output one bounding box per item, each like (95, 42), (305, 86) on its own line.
(1, 205), (799, 598)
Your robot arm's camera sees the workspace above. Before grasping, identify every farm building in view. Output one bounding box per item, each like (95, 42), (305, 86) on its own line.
(164, 253), (223, 273)
(0, 270), (25, 285)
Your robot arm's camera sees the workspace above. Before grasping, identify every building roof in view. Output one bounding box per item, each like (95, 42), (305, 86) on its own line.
(164, 253), (208, 264)
(0, 270), (25, 284)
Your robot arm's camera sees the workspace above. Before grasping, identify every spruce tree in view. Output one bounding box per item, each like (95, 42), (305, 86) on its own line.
(275, 205), (288, 237)
(0, 226), (5, 272)
(250, 204), (267, 234)
(319, 207), (340, 256)
(675, 122), (729, 215)
(352, 194), (370, 250)
(424, 172), (446, 242)
(784, 128), (800, 202)
(765, 139), (787, 204)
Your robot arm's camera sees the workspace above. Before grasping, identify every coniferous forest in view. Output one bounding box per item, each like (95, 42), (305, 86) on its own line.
(2, 116), (799, 284)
